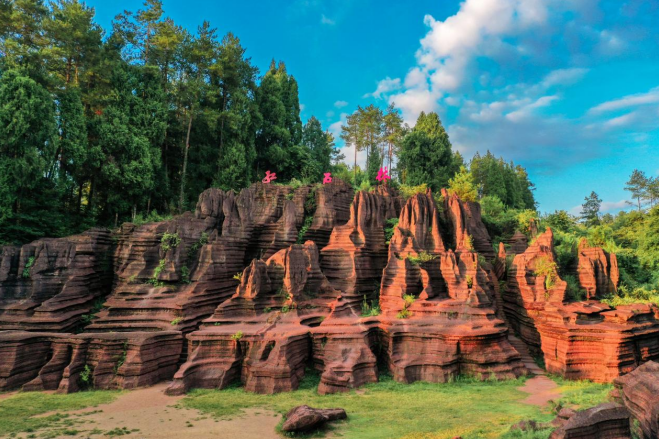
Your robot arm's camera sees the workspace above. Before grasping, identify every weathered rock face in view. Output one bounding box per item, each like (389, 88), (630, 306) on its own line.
(503, 228), (659, 382)
(613, 360), (659, 439)
(0, 229), (114, 332)
(575, 240), (619, 300)
(302, 179), (354, 249)
(548, 402), (631, 439)
(0, 330), (182, 392)
(442, 189), (495, 260)
(320, 190), (398, 307)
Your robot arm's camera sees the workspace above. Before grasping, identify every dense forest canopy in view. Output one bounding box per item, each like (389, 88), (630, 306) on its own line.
(1, 0), (657, 308)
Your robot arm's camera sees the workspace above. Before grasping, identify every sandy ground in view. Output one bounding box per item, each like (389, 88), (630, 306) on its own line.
(518, 375), (561, 406)
(32, 383), (282, 439)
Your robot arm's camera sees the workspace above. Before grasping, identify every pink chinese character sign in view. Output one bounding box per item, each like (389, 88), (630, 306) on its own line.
(262, 170), (277, 184)
(323, 172), (332, 184)
(376, 167), (391, 183)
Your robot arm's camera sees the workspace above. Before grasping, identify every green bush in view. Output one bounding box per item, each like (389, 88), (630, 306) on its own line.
(563, 274), (586, 302)
(161, 232), (181, 252)
(22, 256), (35, 278)
(361, 296), (381, 317)
(534, 256), (558, 290)
(384, 218), (399, 244)
(231, 331), (244, 341)
(396, 308), (412, 319)
(399, 183), (427, 199)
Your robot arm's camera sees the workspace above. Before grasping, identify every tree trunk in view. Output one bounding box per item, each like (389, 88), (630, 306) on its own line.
(353, 143), (357, 185)
(179, 110), (193, 213)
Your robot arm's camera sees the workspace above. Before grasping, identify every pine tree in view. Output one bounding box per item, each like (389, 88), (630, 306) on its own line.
(625, 169), (648, 211)
(580, 191), (602, 226)
(447, 166), (478, 202)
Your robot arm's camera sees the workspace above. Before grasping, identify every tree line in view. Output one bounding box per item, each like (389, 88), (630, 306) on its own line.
(0, 0), (340, 243)
(0, 0), (537, 245)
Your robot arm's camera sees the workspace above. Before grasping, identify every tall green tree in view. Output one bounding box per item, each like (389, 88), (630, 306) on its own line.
(340, 104), (383, 183)
(625, 169), (648, 211)
(0, 69), (57, 242)
(398, 111), (457, 192)
(580, 191), (602, 227)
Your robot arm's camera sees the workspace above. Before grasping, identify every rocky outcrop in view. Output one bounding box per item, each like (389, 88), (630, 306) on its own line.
(320, 190), (398, 310)
(613, 360), (659, 438)
(503, 228), (659, 381)
(0, 330), (182, 391)
(575, 240), (619, 299)
(548, 403), (631, 439)
(0, 229), (114, 332)
(442, 189), (495, 260)
(302, 179), (354, 249)
(282, 405), (347, 433)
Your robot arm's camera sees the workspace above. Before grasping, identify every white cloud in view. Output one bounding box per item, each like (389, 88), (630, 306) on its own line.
(328, 112), (348, 138)
(321, 14), (335, 25)
(541, 68), (588, 88)
(569, 199), (630, 216)
(506, 95), (559, 122)
(589, 86), (659, 114)
(368, 77), (401, 98)
(299, 103), (306, 112)
(334, 100), (348, 108)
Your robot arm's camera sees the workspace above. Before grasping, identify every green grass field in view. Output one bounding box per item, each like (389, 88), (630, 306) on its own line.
(180, 373), (612, 439)
(0, 374), (612, 439)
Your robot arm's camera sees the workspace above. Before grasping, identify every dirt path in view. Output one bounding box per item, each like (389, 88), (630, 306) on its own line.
(37, 383), (282, 439)
(518, 375), (561, 407)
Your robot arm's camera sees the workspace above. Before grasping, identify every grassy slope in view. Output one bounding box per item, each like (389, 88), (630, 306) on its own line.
(181, 373), (612, 439)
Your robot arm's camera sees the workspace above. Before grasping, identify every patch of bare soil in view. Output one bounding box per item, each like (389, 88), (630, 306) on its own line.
(518, 375), (561, 407)
(35, 383), (282, 439)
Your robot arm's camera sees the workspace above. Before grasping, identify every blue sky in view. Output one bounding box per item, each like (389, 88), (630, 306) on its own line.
(86, 0), (659, 214)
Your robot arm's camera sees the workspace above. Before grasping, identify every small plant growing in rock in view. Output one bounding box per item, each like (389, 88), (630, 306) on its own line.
(187, 232), (209, 258)
(22, 256), (35, 278)
(264, 307), (272, 313)
(396, 308), (412, 319)
(231, 331), (244, 341)
(170, 317), (182, 326)
(361, 296), (381, 317)
(79, 364), (93, 388)
(534, 256), (558, 290)
(180, 266), (191, 284)
(465, 235), (474, 251)
(161, 233), (181, 252)
(384, 218), (399, 244)
(466, 275), (473, 288)
(403, 294), (416, 307)
(147, 259), (166, 286)
(297, 216), (313, 244)
(232, 272), (243, 281)
(406, 251), (437, 265)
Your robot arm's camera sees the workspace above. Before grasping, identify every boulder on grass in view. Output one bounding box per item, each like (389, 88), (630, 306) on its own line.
(281, 405), (347, 432)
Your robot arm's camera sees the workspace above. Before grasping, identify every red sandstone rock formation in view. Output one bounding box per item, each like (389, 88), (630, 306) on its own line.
(320, 190), (398, 308)
(0, 330), (182, 391)
(575, 239), (619, 299)
(548, 403), (631, 439)
(282, 405), (347, 433)
(613, 360), (659, 438)
(302, 179), (354, 249)
(503, 228), (659, 382)
(442, 189), (495, 260)
(0, 229), (114, 332)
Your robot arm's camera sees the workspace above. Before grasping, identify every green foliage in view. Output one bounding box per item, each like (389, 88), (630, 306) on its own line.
(79, 364), (93, 389)
(361, 296), (381, 317)
(403, 294), (416, 307)
(146, 259), (166, 286)
(132, 210), (173, 226)
(563, 274), (586, 302)
(470, 151), (536, 209)
(114, 342), (129, 374)
(297, 216), (313, 244)
(180, 266), (191, 284)
(601, 285), (659, 308)
(407, 251), (437, 266)
(187, 232), (209, 258)
(396, 308), (412, 319)
(398, 112), (460, 192)
(533, 257), (558, 290)
(22, 256), (35, 278)
(170, 317), (182, 326)
(580, 191), (602, 227)
(466, 275), (473, 289)
(465, 234), (474, 251)
(231, 331), (244, 341)
(80, 299), (105, 326)
(160, 232), (181, 252)
(447, 166), (478, 202)
(384, 218), (399, 244)
(232, 272), (243, 281)
(399, 183), (428, 199)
